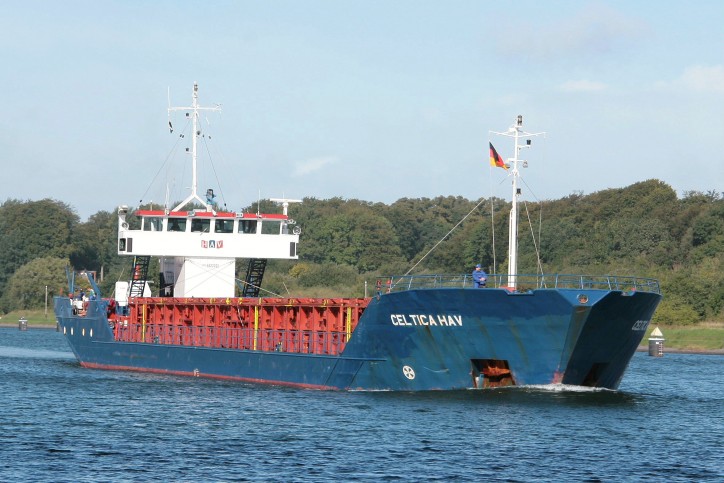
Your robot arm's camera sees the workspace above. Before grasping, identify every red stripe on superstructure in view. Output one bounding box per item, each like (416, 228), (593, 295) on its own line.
(252, 213), (287, 220)
(79, 362), (337, 390)
(197, 212), (236, 218)
(185, 211), (234, 218)
(134, 210), (287, 220)
(135, 209), (182, 216)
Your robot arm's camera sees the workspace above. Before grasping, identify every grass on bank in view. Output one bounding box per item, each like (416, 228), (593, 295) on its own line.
(3, 309), (724, 352)
(0, 309), (56, 327)
(646, 323), (724, 351)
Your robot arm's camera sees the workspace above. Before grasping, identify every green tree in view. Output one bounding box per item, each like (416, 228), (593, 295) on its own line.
(294, 199), (404, 272)
(691, 204), (724, 247)
(385, 198), (428, 261)
(0, 257), (69, 312)
(71, 210), (118, 269)
(5, 177), (722, 323)
(0, 199), (77, 296)
(70, 210), (128, 296)
(297, 262), (360, 289)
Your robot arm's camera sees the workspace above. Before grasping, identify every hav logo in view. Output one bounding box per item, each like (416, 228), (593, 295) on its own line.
(201, 240), (224, 249)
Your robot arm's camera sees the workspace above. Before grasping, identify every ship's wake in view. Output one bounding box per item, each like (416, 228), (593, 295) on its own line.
(0, 346), (74, 361)
(495, 383), (612, 393)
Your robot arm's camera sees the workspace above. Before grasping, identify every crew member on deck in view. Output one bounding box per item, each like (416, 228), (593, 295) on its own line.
(473, 264), (487, 288)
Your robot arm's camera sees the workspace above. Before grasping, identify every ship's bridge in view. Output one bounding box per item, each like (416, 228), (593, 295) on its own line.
(117, 206), (299, 259)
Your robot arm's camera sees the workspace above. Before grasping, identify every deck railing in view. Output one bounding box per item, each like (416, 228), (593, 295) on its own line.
(114, 323), (349, 355)
(375, 274), (661, 295)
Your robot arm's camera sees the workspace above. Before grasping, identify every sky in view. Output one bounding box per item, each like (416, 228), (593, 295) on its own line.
(2, 0), (723, 220)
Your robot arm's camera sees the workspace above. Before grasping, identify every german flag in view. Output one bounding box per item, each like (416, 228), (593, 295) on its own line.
(489, 142), (508, 170)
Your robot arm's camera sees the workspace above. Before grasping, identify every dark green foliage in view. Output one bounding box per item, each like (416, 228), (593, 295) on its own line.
(70, 210), (118, 271)
(0, 199), (77, 297)
(652, 297), (700, 326)
(692, 204), (724, 247)
(385, 196), (479, 266)
(1, 257), (69, 312)
(260, 262), (365, 298)
(1, 181), (723, 325)
(296, 263), (359, 288)
(294, 198), (405, 272)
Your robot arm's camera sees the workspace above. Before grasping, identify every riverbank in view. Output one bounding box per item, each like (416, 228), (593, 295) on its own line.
(1, 323), (57, 329)
(635, 346), (724, 355)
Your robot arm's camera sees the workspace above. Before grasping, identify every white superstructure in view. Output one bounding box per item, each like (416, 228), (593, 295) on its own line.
(117, 83), (301, 298)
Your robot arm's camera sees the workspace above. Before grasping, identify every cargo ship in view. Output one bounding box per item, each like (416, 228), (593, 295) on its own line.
(53, 84), (662, 390)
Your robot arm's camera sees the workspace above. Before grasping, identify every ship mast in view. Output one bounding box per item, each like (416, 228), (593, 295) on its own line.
(169, 82), (222, 212)
(491, 115), (544, 290)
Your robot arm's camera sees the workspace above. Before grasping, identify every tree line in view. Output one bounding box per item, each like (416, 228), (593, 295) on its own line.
(1, 179), (722, 325)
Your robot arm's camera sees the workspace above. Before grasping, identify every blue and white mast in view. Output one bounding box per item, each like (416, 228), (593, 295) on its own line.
(491, 115), (544, 289)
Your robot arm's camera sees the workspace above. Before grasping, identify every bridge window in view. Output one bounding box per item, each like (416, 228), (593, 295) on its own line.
(191, 219), (210, 233)
(215, 219), (234, 234)
(238, 220), (257, 234)
(142, 217), (163, 231)
(167, 218), (187, 232)
(262, 220), (282, 234)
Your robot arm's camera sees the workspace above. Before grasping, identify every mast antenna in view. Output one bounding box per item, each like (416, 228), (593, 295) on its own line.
(168, 82), (222, 212)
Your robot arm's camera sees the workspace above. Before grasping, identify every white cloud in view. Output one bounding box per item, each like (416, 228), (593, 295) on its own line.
(654, 65), (724, 94)
(679, 65), (724, 93)
(559, 80), (608, 92)
(293, 156), (338, 176)
(498, 3), (646, 61)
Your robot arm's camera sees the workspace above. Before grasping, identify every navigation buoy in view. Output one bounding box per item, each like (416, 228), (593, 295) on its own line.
(648, 326), (665, 357)
(18, 316), (28, 331)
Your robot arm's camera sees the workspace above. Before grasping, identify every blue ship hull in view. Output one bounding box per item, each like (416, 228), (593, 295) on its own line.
(54, 285), (661, 391)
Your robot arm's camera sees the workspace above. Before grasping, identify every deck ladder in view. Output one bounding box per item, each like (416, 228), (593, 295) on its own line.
(241, 258), (267, 297)
(129, 256), (151, 297)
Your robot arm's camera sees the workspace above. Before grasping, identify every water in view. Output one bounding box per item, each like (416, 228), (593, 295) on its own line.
(1, 328), (722, 482)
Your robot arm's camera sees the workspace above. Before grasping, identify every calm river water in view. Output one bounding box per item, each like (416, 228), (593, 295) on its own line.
(0, 327), (722, 482)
